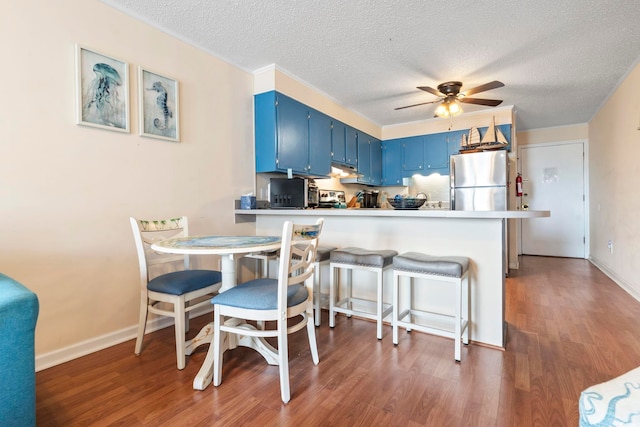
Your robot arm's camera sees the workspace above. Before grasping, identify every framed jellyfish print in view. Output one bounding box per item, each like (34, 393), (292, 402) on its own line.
(75, 45), (130, 132)
(138, 67), (180, 142)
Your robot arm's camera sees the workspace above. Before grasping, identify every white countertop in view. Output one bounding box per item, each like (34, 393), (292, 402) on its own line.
(235, 208), (550, 219)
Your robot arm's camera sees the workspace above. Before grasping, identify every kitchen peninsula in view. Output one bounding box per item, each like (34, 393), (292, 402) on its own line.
(235, 208), (549, 349)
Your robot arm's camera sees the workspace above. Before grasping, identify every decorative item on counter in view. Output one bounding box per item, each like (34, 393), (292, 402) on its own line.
(388, 193), (427, 210)
(379, 191), (391, 209)
(240, 193), (257, 210)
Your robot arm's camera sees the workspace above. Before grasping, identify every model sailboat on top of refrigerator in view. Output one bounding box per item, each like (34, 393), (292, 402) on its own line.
(460, 116), (508, 152)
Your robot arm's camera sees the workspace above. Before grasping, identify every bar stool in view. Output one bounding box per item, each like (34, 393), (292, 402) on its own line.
(244, 250), (279, 278)
(392, 252), (470, 362)
(329, 247), (398, 339)
(295, 245), (337, 326)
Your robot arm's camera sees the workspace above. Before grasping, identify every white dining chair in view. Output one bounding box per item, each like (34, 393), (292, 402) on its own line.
(130, 216), (222, 370)
(210, 218), (323, 403)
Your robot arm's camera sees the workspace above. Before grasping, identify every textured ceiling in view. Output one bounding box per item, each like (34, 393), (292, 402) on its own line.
(101, 0), (640, 131)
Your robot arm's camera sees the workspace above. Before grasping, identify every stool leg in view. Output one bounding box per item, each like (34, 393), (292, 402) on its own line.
(406, 277), (413, 332)
(376, 267), (383, 340)
(463, 273), (470, 345)
(314, 261), (321, 327)
(329, 264), (336, 328)
(454, 278), (462, 362)
(393, 271), (399, 345)
(346, 268), (352, 317)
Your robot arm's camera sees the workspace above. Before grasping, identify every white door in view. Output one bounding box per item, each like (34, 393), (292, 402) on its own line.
(520, 141), (586, 258)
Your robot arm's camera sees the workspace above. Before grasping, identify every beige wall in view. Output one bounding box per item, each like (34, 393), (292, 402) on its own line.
(6, 0), (639, 370)
(517, 123), (588, 146)
(1, 0), (257, 365)
(589, 62), (640, 301)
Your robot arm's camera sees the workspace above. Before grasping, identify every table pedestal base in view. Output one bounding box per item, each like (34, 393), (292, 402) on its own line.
(191, 319), (280, 390)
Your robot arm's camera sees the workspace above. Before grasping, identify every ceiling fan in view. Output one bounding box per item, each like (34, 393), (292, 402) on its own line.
(395, 80), (504, 118)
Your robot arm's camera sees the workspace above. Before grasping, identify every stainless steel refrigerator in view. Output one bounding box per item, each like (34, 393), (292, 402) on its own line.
(450, 150), (508, 211)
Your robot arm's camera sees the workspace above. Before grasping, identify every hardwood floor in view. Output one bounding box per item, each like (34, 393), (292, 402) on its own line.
(36, 256), (640, 426)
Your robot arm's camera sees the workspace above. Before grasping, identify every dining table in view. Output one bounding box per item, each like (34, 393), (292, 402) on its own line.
(151, 234), (282, 390)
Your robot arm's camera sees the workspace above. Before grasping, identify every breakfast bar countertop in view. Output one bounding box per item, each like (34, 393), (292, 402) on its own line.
(235, 208), (550, 220)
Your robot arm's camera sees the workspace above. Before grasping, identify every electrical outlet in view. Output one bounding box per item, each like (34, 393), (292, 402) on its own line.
(608, 240), (614, 254)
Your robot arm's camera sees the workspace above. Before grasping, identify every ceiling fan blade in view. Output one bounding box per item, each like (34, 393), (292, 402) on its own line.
(462, 80), (504, 97)
(459, 97), (503, 106)
(394, 100), (440, 110)
(417, 86), (445, 97)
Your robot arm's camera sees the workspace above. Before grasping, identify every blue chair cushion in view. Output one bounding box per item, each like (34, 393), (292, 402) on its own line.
(211, 278), (308, 310)
(147, 270), (221, 295)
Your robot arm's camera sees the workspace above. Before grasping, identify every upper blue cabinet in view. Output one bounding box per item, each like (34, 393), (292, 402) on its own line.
(401, 136), (425, 173)
(381, 140), (403, 186)
(255, 91), (331, 177)
(351, 133), (382, 185)
(331, 120), (346, 164)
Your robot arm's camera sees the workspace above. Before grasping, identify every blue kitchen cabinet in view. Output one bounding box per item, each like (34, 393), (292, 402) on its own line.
(381, 140), (404, 186)
(332, 121), (358, 169)
(345, 126), (358, 168)
(424, 132), (449, 174)
(331, 120), (347, 164)
(357, 133), (371, 183)
(276, 94), (309, 174)
(308, 109), (332, 176)
(447, 129), (467, 156)
(255, 91), (330, 177)
(401, 136), (425, 175)
(370, 137), (382, 185)
(345, 133), (381, 185)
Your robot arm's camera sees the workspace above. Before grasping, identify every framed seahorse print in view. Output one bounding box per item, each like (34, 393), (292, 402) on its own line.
(138, 67), (180, 142)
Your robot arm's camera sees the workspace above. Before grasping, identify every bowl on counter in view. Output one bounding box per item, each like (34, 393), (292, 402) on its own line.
(388, 198), (426, 210)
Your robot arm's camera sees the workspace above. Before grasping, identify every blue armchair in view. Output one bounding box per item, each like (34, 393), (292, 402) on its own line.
(0, 273), (39, 427)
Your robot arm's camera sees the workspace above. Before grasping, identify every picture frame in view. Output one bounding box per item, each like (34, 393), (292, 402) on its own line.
(138, 67), (180, 142)
(75, 44), (129, 132)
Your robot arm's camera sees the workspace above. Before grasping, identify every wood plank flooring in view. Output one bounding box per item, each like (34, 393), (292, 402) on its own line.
(36, 256), (640, 426)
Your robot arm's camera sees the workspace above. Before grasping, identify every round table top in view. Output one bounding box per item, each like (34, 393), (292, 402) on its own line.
(151, 235), (281, 255)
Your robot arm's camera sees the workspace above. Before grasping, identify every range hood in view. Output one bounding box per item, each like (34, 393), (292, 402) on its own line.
(329, 164), (360, 179)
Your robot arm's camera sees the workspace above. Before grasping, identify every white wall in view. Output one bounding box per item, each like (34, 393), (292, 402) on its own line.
(1, 0), (257, 365)
(589, 62), (640, 301)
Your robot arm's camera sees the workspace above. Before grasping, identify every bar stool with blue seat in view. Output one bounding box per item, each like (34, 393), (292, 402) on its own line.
(244, 250), (280, 278)
(295, 245), (337, 326)
(392, 252), (470, 362)
(329, 247), (398, 339)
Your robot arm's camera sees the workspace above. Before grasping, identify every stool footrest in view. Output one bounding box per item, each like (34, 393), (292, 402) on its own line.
(333, 297), (392, 322)
(397, 309), (468, 340)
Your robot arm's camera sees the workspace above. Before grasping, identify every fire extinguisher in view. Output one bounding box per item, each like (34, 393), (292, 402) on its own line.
(515, 173), (523, 197)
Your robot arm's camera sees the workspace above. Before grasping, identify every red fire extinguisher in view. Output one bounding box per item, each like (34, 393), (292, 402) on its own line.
(515, 173), (523, 197)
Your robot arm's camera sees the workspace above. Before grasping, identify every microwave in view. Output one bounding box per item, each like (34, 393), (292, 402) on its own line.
(269, 178), (318, 209)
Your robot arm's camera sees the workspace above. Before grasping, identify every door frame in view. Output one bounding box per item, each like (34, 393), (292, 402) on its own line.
(517, 139), (590, 259)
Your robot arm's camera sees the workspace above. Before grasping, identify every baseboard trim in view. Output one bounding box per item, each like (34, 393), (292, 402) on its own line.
(589, 257), (640, 303)
(36, 306), (213, 372)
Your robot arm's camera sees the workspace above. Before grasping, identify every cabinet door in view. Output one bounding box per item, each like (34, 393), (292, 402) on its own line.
(382, 140), (403, 186)
(345, 126), (358, 167)
(254, 91), (278, 173)
(357, 134), (371, 183)
(402, 136), (424, 173)
(370, 138), (382, 185)
(447, 130), (467, 156)
(331, 120), (346, 164)
(276, 95), (308, 173)
(424, 133), (449, 171)
(308, 109), (332, 176)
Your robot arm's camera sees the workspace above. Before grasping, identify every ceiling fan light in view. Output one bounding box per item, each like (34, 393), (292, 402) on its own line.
(435, 104), (449, 118)
(449, 101), (463, 115)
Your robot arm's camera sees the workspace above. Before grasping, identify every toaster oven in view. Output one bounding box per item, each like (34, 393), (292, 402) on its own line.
(269, 178), (318, 209)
